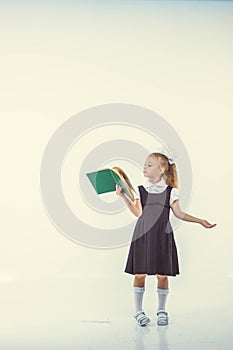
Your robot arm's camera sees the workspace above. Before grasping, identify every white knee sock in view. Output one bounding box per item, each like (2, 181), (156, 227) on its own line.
(133, 286), (145, 314)
(157, 288), (169, 312)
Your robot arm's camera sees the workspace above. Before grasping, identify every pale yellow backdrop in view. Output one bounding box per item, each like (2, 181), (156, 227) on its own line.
(0, 1), (233, 346)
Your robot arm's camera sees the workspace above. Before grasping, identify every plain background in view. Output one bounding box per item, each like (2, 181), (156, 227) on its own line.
(1, 1), (233, 348)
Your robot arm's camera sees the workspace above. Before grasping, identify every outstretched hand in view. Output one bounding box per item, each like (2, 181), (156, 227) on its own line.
(200, 220), (217, 229)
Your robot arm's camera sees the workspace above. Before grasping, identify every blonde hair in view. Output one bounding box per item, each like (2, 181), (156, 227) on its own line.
(150, 153), (179, 188)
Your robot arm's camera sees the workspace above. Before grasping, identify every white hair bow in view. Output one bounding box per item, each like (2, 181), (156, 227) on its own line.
(156, 147), (175, 165)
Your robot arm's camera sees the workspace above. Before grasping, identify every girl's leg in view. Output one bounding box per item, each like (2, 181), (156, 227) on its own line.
(156, 274), (168, 290)
(133, 274), (150, 325)
(156, 274), (169, 325)
(133, 273), (147, 287)
(156, 274), (169, 310)
(133, 274), (146, 313)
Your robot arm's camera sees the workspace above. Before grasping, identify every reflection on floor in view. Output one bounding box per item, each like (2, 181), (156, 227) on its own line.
(0, 276), (232, 349)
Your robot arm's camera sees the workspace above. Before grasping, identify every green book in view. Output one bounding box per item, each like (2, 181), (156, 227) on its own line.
(86, 168), (134, 201)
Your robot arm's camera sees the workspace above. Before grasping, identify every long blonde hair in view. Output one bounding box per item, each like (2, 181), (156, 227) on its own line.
(150, 153), (179, 188)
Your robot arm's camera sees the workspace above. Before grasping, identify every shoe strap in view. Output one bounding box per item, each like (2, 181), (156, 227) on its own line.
(135, 311), (145, 318)
(157, 311), (168, 316)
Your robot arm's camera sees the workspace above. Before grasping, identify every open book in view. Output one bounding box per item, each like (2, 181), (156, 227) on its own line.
(86, 168), (135, 202)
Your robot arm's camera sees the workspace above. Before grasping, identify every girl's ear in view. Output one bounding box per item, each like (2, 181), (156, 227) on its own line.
(160, 166), (166, 174)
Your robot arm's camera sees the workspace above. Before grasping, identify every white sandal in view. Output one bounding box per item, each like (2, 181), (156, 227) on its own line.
(134, 311), (151, 326)
(157, 310), (169, 326)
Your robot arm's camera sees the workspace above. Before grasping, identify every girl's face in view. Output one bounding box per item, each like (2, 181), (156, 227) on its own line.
(143, 155), (164, 180)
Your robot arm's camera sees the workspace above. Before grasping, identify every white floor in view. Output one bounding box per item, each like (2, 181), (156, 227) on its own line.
(0, 276), (232, 350)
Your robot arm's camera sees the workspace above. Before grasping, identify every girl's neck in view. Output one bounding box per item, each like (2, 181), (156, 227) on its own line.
(148, 176), (163, 185)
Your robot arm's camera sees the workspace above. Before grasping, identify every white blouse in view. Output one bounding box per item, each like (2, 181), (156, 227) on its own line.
(133, 178), (179, 206)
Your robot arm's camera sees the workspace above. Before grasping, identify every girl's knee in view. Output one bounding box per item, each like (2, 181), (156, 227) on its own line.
(134, 274), (147, 287)
(135, 274), (147, 279)
(156, 274), (167, 280)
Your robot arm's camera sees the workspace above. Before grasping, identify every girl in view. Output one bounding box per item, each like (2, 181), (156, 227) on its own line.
(116, 152), (216, 327)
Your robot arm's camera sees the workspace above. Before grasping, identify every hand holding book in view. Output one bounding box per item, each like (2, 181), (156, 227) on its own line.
(116, 183), (123, 196)
(86, 166), (136, 202)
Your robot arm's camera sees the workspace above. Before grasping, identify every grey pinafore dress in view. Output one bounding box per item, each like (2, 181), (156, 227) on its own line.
(124, 185), (179, 276)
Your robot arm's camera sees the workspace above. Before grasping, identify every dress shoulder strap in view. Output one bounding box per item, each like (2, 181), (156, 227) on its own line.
(137, 185), (148, 208)
(165, 186), (173, 207)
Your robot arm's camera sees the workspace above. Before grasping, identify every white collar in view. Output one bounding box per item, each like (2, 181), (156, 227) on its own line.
(146, 178), (167, 188)
(144, 178), (168, 194)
